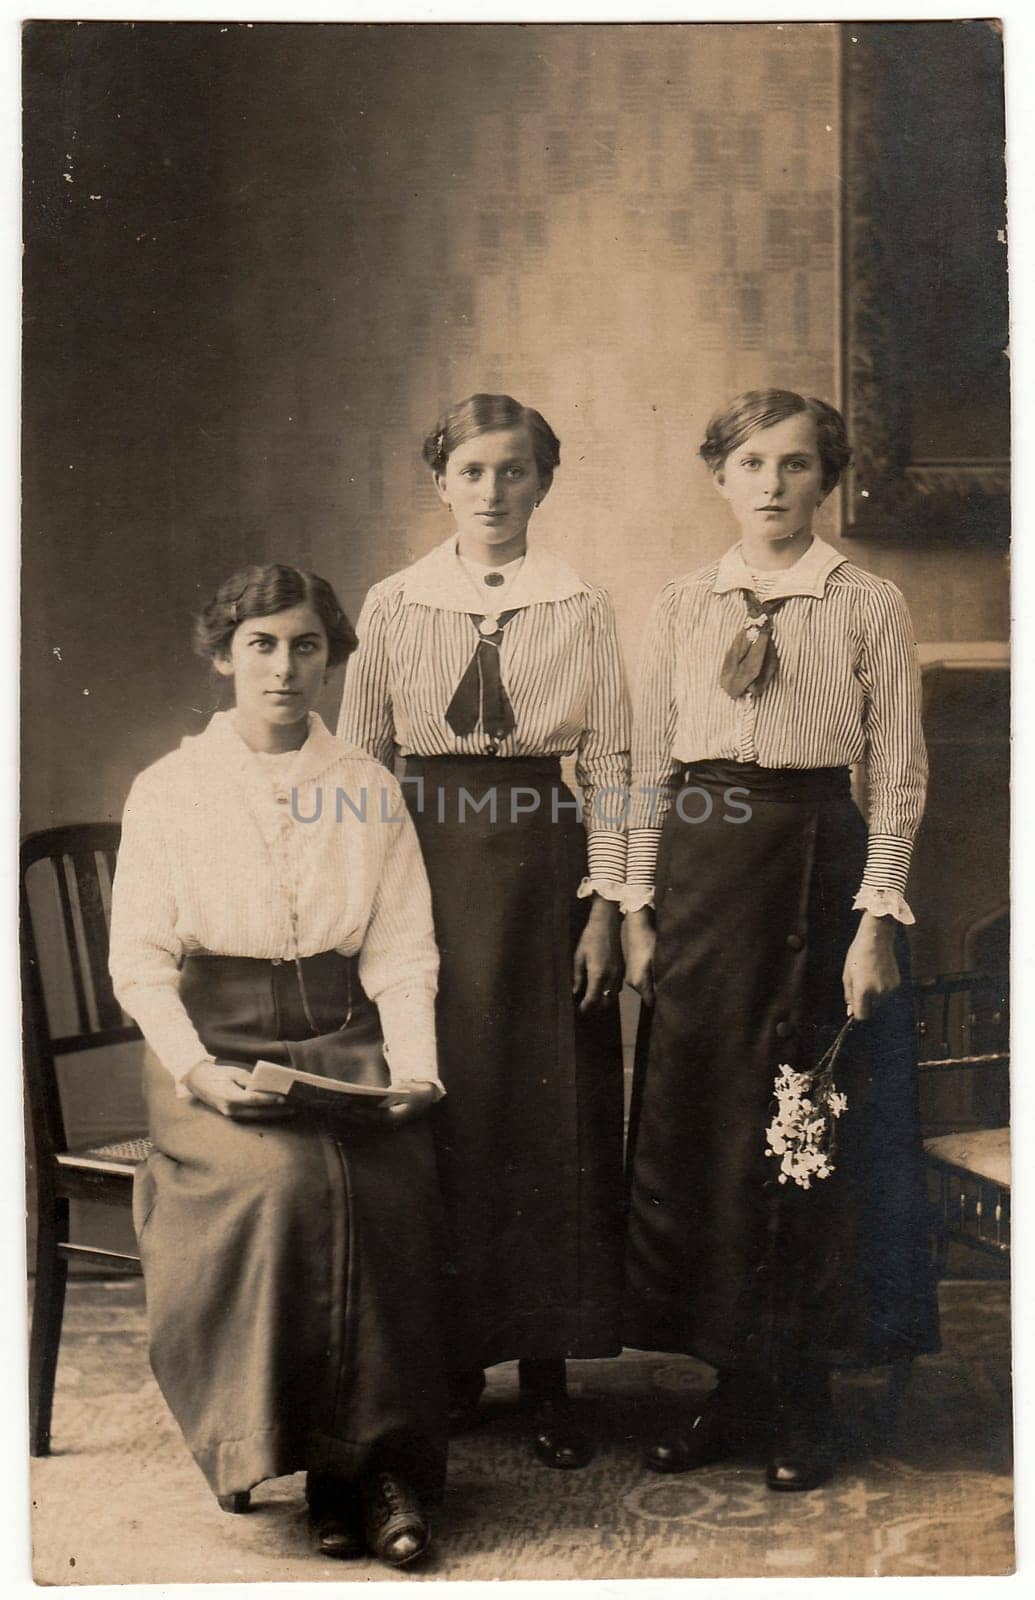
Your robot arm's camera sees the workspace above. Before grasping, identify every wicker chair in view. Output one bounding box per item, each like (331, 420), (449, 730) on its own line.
(21, 823), (150, 1457)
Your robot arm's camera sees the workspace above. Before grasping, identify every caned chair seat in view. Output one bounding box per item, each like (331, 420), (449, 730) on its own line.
(55, 1137), (153, 1178)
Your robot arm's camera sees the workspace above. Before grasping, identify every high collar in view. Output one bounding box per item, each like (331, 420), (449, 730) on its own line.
(401, 535), (588, 613)
(186, 709), (346, 789)
(712, 535), (847, 600)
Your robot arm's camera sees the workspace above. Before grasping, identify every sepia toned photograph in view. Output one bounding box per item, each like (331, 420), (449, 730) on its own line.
(19, 12), (1012, 1585)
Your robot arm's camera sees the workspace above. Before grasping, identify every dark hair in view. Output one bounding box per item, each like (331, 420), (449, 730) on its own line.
(698, 389), (852, 494)
(193, 563), (358, 668)
(422, 393), (561, 490)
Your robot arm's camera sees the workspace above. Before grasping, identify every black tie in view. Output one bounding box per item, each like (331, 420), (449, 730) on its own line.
(719, 591), (788, 700)
(445, 611), (518, 741)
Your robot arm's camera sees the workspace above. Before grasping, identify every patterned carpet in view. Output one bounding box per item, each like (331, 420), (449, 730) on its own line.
(29, 1278), (1012, 1583)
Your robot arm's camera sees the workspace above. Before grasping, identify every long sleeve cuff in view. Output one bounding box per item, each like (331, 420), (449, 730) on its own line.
(586, 828), (627, 884)
(855, 833), (916, 924)
(626, 827), (662, 887)
(113, 980), (213, 1089)
(853, 886), (916, 926)
(374, 980), (444, 1093)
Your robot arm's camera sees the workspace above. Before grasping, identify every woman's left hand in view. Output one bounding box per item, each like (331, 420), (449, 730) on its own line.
(842, 911), (901, 1021)
(384, 1081), (440, 1124)
(572, 897), (624, 1013)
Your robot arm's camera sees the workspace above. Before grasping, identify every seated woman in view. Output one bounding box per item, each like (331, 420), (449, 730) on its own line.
(623, 390), (939, 1491)
(109, 563), (446, 1567)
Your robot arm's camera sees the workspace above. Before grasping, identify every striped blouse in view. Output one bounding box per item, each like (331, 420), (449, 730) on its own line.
(337, 536), (631, 889)
(627, 536), (927, 922)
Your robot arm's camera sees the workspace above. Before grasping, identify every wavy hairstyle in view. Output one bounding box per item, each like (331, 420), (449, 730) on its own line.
(193, 563), (358, 668)
(422, 393), (561, 491)
(699, 389), (852, 494)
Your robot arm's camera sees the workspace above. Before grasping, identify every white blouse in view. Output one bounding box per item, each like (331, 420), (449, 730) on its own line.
(109, 712), (441, 1093)
(337, 536), (632, 891)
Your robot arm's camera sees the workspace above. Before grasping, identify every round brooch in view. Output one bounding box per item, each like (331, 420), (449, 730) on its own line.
(483, 571), (505, 587)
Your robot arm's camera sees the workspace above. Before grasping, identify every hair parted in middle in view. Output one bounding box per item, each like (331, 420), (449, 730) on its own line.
(422, 393), (562, 491)
(699, 389), (853, 495)
(193, 563), (358, 668)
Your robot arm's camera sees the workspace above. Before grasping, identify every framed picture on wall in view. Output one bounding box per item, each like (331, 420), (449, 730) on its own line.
(841, 21), (1009, 545)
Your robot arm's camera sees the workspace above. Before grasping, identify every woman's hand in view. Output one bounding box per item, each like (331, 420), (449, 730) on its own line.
(383, 1081), (440, 1125)
(572, 897), (624, 1013)
(623, 907), (656, 1007)
(842, 912), (901, 1021)
(184, 1061), (294, 1120)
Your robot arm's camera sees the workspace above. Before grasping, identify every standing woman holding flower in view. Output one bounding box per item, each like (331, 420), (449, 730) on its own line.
(338, 393), (629, 1468)
(623, 391), (939, 1491)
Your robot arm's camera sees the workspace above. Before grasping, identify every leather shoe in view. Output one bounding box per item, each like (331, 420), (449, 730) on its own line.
(217, 1490), (251, 1514)
(529, 1396), (595, 1470)
(766, 1397), (835, 1492)
(644, 1412), (727, 1474)
(361, 1470), (430, 1567)
(645, 1374), (771, 1474)
(306, 1473), (365, 1559)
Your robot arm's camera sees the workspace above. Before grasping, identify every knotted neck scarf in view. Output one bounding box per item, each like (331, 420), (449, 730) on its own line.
(444, 610), (518, 741)
(719, 591), (789, 700)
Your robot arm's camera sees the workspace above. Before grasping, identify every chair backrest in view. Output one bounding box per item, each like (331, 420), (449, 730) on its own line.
(20, 825), (142, 1169)
(914, 970), (1009, 1133)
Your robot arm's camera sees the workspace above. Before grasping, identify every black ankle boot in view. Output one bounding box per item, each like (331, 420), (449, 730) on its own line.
(644, 1369), (772, 1474)
(519, 1359), (595, 1470)
(306, 1472), (365, 1558)
(766, 1366), (835, 1492)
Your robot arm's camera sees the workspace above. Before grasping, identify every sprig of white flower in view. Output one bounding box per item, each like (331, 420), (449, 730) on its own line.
(764, 1020), (853, 1190)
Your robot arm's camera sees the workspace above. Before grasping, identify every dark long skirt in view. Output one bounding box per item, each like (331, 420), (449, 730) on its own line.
(134, 951), (447, 1500)
(624, 762), (940, 1374)
(404, 755), (625, 1369)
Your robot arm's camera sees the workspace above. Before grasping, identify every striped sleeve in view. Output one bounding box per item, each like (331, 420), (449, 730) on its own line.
(576, 588), (631, 884)
(855, 582), (928, 912)
(626, 583), (685, 892)
(336, 585), (396, 767)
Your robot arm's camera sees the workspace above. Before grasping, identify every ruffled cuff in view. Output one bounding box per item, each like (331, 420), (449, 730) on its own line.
(619, 885), (655, 916)
(852, 885), (916, 926)
(577, 878), (624, 903)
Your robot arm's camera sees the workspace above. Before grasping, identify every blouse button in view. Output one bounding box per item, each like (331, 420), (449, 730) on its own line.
(786, 933), (804, 951)
(775, 1019), (796, 1040)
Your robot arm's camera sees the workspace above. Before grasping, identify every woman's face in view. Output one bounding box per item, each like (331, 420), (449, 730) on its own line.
(215, 602), (329, 748)
(434, 425), (545, 550)
(715, 411), (827, 545)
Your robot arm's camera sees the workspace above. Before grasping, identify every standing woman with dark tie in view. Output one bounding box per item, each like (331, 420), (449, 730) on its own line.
(338, 393), (629, 1468)
(622, 390), (939, 1492)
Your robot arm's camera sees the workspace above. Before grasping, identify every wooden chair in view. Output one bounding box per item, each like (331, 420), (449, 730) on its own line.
(883, 971), (1011, 1450)
(21, 823), (150, 1457)
(915, 972), (1010, 1273)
